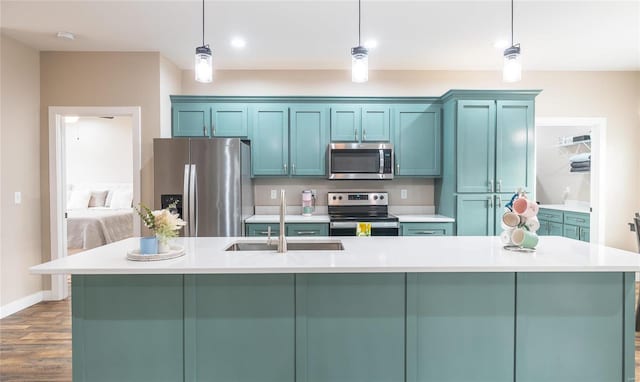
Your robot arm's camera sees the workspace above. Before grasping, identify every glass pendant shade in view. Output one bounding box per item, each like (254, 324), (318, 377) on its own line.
(503, 46), (521, 83)
(195, 45), (213, 83)
(351, 46), (369, 83)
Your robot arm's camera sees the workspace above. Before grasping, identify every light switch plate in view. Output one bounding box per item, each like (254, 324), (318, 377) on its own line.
(270, 189), (277, 199)
(400, 189), (408, 199)
(14, 191), (21, 204)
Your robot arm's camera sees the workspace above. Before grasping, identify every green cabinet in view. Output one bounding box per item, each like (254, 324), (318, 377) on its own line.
(246, 223), (329, 237)
(172, 102), (249, 137)
(184, 274), (295, 382)
(537, 208), (590, 242)
(172, 102), (211, 137)
(393, 104), (441, 176)
(400, 222), (453, 236)
(289, 105), (329, 176)
(406, 273), (515, 382)
(296, 273), (405, 382)
(331, 105), (390, 142)
(251, 105), (289, 176)
(456, 194), (508, 236)
(456, 100), (534, 194)
(285, 223), (329, 237)
(211, 104), (248, 137)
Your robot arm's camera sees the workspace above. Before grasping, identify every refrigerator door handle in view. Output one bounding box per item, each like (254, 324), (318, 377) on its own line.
(183, 164), (190, 237)
(190, 164), (198, 236)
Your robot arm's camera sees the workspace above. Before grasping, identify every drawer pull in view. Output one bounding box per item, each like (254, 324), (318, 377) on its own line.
(295, 231), (317, 235)
(415, 230), (437, 235)
(572, 218), (586, 223)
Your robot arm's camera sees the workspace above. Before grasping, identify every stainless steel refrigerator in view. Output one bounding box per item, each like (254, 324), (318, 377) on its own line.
(153, 138), (254, 237)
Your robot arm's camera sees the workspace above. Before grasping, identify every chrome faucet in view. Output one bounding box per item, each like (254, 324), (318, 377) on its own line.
(277, 189), (287, 253)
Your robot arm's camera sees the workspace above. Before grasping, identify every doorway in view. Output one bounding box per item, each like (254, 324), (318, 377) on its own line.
(48, 107), (141, 300)
(535, 117), (606, 245)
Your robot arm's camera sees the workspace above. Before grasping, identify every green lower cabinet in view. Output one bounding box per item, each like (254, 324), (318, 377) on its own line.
(456, 194), (508, 236)
(406, 273), (515, 382)
(563, 224), (581, 240)
(516, 273), (624, 382)
(72, 275), (184, 382)
(286, 223), (328, 237)
(246, 223), (280, 237)
(295, 273), (405, 382)
(184, 275), (295, 382)
(580, 226), (590, 242)
(538, 219), (564, 236)
(400, 222), (453, 236)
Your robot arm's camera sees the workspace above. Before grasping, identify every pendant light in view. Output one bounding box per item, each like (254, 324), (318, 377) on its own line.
(194, 0), (213, 83)
(351, 0), (368, 83)
(503, 0), (521, 82)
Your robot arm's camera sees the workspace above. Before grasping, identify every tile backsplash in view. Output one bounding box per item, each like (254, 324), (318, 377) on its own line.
(253, 178), (435, 206)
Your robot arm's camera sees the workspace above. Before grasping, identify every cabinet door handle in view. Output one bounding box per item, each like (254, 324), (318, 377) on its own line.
(488, 179), (493, 192)
(363, 129), (367, 141)
(292, 163), (296, 174)
(203, 125), (206, 136)
(283, 163), (288, 173)
(354, 127), (358, 141)
(497, 180), (502, 192)
(495, 195), (502, 209)
(488, 196), (493, 208)
(396, 162), (400, 172)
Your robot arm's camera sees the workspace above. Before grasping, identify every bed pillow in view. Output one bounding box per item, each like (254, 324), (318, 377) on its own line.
(88, 190), (109, 207)
(67, 189), (91, 210)
(109, 189), (133, 209)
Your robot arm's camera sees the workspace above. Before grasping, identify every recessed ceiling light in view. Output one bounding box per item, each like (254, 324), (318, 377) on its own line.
(493, 39), (509, 50)
(230, 37), (246, 49)
(364, 39), (378, 49)
(56, 31), (75, 41)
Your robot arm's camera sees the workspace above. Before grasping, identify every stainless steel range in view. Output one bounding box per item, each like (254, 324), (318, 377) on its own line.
(328, 191), (399, 236)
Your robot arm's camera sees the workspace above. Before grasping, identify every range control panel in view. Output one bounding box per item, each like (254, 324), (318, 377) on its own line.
(328, 191), (389, 206)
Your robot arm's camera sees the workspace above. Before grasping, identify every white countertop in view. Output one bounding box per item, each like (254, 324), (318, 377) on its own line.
(245, 214), (454, 224)
(397, 215), (455, 223)
(538, 204), (591, 214)
(30, 236), (640, 275)
(245, 215), (331, 223)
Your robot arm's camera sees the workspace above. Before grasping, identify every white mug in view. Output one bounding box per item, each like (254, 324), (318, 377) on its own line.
(524, 216), (540, 233)
(500, 229), (515, 245)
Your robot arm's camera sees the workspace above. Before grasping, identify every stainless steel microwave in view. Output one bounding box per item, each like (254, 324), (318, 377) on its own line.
(328, 143), (394, 180)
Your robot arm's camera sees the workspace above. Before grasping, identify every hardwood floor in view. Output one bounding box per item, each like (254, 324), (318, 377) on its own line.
(1, 287), (640, 381)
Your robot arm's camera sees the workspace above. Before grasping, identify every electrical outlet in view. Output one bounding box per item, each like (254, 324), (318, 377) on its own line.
(14, 191), (21, 204)
(400, 189), (408, 200)
(270, 189), (277, 199)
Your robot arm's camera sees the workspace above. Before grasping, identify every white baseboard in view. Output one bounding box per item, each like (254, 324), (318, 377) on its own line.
(42, 290), (55, 301)
(0, 291), (45, 319)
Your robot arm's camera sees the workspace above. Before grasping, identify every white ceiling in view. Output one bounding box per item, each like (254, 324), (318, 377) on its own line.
(1, 0), (639, 71)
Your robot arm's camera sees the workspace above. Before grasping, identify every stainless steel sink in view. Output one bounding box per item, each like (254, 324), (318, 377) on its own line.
(225, 240), (344, 252)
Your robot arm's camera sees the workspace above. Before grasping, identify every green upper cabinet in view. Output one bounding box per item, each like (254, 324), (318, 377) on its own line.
(330, 105), (361, 142)
(457, 101), (496, 193)
(211, 104), (248, 137)
(393, 104), (441, 176)
(289, 105), (329, 176)
(172, 102), (211, 137)
(251, 105), (289, 176)
(495, 100), (534, 193)
(456, 99), (534, 194)
(361, 105), (390, 141)
(330, 105), (391, 142)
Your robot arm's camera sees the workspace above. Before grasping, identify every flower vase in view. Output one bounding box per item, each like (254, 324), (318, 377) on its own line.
(156, 235), (171, 254)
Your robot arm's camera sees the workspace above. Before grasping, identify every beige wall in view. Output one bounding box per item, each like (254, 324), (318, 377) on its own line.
(159, 56), (182, 138)
(182, 69), (640, 251)
(1, 35), (43, 306)
(40, 52), (162, 288)
(536, 125), (591, 205)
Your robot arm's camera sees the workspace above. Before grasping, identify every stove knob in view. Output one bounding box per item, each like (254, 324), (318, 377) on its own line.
(380, 195), (385, 200)
(373, 195), (378, 200)
(338, 196), (343, 200)
(332, 196), (337, 200)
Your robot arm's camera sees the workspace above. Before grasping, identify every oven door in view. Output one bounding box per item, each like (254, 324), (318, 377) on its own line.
(329, 221), (399, 236)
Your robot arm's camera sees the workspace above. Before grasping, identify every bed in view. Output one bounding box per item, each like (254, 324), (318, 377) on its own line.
(66, 183), (135, 251)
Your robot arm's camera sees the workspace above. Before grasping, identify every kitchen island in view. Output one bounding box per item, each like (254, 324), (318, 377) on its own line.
(32, 236), (640, 382)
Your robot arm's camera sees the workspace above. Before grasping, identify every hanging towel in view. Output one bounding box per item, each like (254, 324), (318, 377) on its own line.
(569, 153), (591, 163)
(571, 161), (591, 169)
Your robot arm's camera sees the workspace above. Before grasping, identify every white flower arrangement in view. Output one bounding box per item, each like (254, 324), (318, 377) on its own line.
(135, 203), (186, 245)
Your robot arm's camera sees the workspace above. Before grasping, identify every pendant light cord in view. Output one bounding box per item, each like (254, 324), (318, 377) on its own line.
(510, 0), (514, 45)
(202, 0), (205, 46)
(358, 0), (362, 46)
